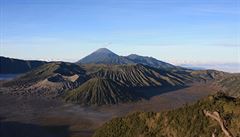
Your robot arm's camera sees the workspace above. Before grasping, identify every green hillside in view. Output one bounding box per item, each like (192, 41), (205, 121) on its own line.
(93, 93), (240, 137)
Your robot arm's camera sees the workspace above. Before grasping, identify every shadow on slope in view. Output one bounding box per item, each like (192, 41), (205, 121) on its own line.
(135, 86), (189, 100)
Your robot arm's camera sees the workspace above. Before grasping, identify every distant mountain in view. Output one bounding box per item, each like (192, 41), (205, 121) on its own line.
(180, 64), (206, 70)
(0, 56), (46, 74)
(78, 48), (134, 65)
(126, 54), (180, 70)
(93, 93), (240, 137)
(65, 78), (139, 105)
(78, 48), (183, 70)
(180, 63), (240, 73)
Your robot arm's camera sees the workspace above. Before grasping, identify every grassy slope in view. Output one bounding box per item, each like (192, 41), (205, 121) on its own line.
(93, 93), (240, 137)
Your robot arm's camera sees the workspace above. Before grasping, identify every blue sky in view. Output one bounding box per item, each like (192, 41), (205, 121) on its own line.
(0, 0), (239, 71)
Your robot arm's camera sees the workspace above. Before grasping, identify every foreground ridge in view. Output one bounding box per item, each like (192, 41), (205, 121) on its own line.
(93, 93), (240, 137)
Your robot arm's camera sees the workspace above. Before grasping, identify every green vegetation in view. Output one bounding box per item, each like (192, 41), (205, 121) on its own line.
(93, 93), (240, 137)
(65, 78), (139, 105)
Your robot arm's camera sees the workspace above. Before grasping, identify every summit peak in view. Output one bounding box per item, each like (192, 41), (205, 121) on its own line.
(94, 48), (113, 54)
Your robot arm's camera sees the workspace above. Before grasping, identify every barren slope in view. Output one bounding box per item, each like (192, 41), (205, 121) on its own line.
(65, 78), (139, 105)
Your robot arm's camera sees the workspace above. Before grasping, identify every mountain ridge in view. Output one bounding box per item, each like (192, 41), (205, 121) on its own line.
(0, 56), (46, 74)
(78, 48), (182, 70)
(78, 48), (134, 65)
(126, 54), (179, 70)
(0, 48), (234, 106)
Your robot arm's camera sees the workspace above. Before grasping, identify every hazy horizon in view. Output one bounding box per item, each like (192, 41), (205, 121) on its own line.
(1, 0), (239, 72)
(1, 47), (240, 73)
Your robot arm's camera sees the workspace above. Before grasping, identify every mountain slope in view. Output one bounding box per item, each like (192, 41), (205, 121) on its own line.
(88, 64), (192, 88)
(2, 59), (227, 103)
(218, 74), (240, 98)
(126, 54), (180, 70)
(65, 78), (139, 105)
(78, 48), (134, 65)
(190, 69), (227, 82)
(86, 64), (226, 88)
(0, 56), (46, 74)
(93, 93), (240, 137)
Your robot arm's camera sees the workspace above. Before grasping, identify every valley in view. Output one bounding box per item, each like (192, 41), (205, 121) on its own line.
(0, 48), (239, 137)
(0, 83), (218, 137)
